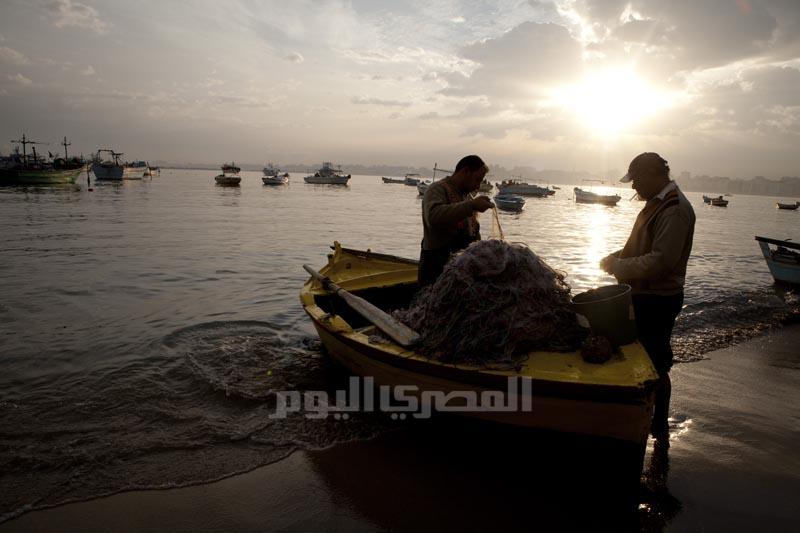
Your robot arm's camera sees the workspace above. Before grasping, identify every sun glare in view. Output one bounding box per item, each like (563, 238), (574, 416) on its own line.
(555, 68), (675, 137)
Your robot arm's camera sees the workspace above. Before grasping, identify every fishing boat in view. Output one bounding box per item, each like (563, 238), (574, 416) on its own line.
(417, 163), (450, 196)
(0, 135), (87, 185)
(304, 162), (350, 185)
(755, 236), (800, 286)
(403, 173), (422, 186)
(478, 178), (493, 193)
(262, 164), (289, 185)
(92, 149), (125, 181)
(214, 162), (241, 186)
(382, 176), (405, 184)
(300, 242), (658, 457)
(145, 165), (160, 177)
(123, 161), (148, 180)
(710, 197), (728, 207)
(574, 186), (621, 206)
(776, 201), (799, 210)
(494, 194), (526, 212)
(497, 179), (553, 197)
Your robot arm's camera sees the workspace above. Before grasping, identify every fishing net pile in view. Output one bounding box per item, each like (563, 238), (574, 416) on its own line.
(395, 240), (587, 365)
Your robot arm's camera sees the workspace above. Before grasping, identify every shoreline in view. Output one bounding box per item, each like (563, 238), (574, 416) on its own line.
(2, 324), (799, 531)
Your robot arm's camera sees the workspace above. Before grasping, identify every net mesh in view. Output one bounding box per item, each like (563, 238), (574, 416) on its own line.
(395, 240), (587, 365)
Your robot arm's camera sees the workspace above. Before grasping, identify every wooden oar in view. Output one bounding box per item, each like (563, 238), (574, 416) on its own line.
(302, 264), (421, 348)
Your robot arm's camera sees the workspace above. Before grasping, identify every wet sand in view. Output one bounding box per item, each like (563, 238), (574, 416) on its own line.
(3, 325), (799, 532)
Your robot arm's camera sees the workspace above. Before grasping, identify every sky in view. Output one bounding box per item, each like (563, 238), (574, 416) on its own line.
(1, 0), (800, 177)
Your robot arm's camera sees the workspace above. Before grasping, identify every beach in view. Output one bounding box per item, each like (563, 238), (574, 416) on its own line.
(3, 324), (798, 532)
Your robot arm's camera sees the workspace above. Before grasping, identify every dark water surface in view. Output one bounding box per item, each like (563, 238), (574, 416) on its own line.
(1, 170), (798, 522)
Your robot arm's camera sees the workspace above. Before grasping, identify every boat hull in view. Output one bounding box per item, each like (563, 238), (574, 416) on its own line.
(497, 184), (550, 197)
(300, 243), (658, 445)
(0, 166), (85, 185)
(494, 195), (525, 212)
(304, 175), (350, 185)
(574, 188), (621, 206)
(215, 175), (241, 186)
(262, 176), (289, 185)
(382, 177), (405, 184)
(312, 322), (653, 442)
(757, 238), (800, 285)
(123, 166), (146, 180)
(93, 165), (124, 181)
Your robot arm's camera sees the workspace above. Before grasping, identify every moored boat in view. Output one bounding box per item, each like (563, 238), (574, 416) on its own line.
(382, 176), (405, 184)
(262, 163), (289, 185)
(92, 149), (124, 181)
(304, 162), (350, 185)
(215, 162), (241, 186)
(497, 179), (553, 197)
(755, 236), (800, 285)
(710, 197), (728, 207)
(776, 201), (799, 210)
(494, 193), (526, 212)
(300, 242), (658, 451)
(574, 187), (621, 206)
(403, 173), (422, 186)
(0, 134), (86, 185)
(123, 161), (148, 180)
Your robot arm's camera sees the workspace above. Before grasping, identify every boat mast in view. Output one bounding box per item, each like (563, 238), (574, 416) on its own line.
(10, 134), (45, 167)
(62, 136), (71, 159)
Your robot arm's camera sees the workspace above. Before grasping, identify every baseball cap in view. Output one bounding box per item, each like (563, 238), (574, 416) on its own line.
(620, 152), (668, 183)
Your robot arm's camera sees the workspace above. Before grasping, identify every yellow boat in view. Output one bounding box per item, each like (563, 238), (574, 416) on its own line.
(300, 242), (659, 449)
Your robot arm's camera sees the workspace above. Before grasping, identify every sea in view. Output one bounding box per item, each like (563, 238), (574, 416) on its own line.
(1, 170), (798, 522)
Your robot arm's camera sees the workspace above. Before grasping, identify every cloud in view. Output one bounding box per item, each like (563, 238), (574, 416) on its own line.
(43, 0), (110, 34)
(81, 65), (95, 76)
(351, 95), (411, 107)
(442, 22), (583, 99)
(7, 73), (33, 85)
(284, 51), (304, 63)
(0, 47), (30, 65)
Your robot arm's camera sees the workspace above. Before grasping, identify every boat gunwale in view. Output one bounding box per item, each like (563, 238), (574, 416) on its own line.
(301, 243), (659, 403)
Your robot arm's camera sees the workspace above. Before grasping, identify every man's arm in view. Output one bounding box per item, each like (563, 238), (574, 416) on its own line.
(424, 186), (475, 226)
(611, 208), (692, 280)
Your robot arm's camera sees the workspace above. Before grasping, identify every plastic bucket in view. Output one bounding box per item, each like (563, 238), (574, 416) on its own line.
(571, 284), (637, 346)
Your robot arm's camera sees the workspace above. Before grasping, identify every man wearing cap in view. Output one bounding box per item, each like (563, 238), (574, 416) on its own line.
(600, 152), (695, 443)
(419, 155), (494, 287)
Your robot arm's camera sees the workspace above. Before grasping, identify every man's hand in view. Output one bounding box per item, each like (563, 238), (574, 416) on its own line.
(599, 254), (618, 275)
(471, 195), (494, 212)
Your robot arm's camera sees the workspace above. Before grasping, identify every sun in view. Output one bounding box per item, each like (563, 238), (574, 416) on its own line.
(553, 68), (676, 137)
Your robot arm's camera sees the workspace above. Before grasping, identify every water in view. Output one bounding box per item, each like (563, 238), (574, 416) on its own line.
(0, 171), (798, 521)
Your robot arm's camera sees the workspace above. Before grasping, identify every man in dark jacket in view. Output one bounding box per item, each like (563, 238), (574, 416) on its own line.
(418, 155), (493, 287)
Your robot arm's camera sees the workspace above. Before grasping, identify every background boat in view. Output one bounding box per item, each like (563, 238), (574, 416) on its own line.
(755, 236), (800, 285)
(776, 201), (799, 210)
(711, 197), (729, 207)
(497, 179), (554, 197)
(92, 149), (125, 180)
(381, 176), (404, 184)
(123, 161), (148, 180)
(214, 162), (241, 186)
(0, 134), (86, 185)
(263, 164), (289, 185)
(574, 186), (621, 206)
(403, 173), (421, 186)
(304, 162), (350, 185)
(494, 193), (526, 212)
